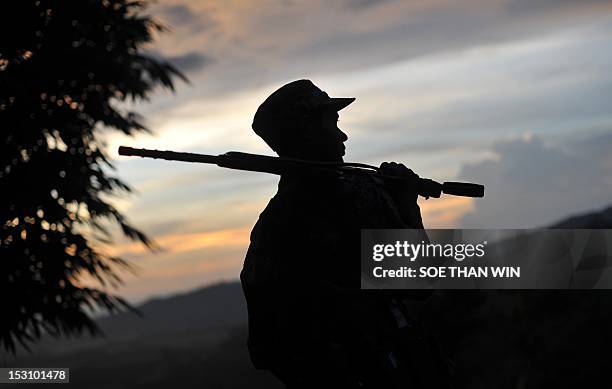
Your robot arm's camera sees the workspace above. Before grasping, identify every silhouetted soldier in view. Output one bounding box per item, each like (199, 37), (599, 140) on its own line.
(241, 80), (449, 388)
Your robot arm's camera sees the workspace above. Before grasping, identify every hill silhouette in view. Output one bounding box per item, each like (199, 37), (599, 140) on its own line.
(550, 204), (612, 228)
(98, 281), (247, 340)
(2, 204), (612, 388)
(1, 282), (279, 388)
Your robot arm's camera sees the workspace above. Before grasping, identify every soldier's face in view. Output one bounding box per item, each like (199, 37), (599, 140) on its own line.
(304, 109), (348, 162)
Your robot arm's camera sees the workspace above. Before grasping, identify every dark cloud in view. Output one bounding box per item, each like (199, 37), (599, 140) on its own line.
(141, 49), (212, 74)
(143, 0), (612, 101)
(457, 133), (612, 228)
(501, 0), (612, 16)
(346, 0), (399, 10)
(226, 1), (609, 100)
(167, 52), (212, 73)
(155, 3), (216, 36)
(159, 4), (198, 25)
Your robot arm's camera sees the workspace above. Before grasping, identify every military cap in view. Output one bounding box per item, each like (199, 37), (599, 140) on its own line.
(252, 80), (354, 149)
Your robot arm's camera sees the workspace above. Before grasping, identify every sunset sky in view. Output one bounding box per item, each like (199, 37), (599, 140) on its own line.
(101, 0), (612, 302)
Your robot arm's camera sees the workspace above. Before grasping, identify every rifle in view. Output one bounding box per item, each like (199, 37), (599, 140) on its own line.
(118, 146), (484, 199)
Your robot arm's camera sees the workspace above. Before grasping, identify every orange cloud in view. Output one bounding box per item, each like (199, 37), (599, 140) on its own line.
(419, 196), (474, 228)
(109, 226), (252, 257)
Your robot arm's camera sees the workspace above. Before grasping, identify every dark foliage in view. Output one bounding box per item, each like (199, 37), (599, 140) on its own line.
(0, 0), (186, 353)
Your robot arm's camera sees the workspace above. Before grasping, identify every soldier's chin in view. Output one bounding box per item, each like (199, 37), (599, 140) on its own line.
(329, 152), (344, 162)
(321, 146), (344, 161)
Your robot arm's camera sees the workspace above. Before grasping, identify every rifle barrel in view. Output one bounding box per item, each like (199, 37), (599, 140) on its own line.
(118, 146), (220, 164)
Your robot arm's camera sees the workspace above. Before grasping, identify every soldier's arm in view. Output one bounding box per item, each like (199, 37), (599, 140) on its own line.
(379, 162), (426, 229)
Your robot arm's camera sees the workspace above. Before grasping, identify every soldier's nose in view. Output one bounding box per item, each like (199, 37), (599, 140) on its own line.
(338, 129), (348, 142)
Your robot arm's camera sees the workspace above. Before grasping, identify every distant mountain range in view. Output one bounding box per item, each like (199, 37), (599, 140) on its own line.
(1, 282), (278, 388)
(550, 204), (612, 228)
(2, 204), (611, 388)
(98, 281), (247, 340)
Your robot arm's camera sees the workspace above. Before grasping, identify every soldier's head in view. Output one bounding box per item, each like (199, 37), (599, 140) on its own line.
(252, 79), (354, 162)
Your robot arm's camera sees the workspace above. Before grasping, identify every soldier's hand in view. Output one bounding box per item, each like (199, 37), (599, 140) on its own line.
(379, 162), (419, 203)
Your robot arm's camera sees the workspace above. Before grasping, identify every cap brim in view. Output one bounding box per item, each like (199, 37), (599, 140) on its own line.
(323, 97), (356, 111)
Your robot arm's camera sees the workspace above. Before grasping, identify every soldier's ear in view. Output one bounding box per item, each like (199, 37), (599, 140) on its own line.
(291, 100), (314, 130)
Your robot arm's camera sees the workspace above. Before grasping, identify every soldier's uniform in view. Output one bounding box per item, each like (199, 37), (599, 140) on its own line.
(241, 80), (450, 388)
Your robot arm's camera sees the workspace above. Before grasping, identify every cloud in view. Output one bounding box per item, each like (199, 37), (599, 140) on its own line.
(141, 49), (212, 74)
(167, 52), (212, 73)
(158, 4), (198, 25)
(109, 227), (251, 258)
(501, 0), (611, 17)
(143, 0), (612, 97)
(112, 244), (247, 303)
(457, 132), (612, 228)
(420, 196), (475, 228)
(346, 0), (399, 11)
